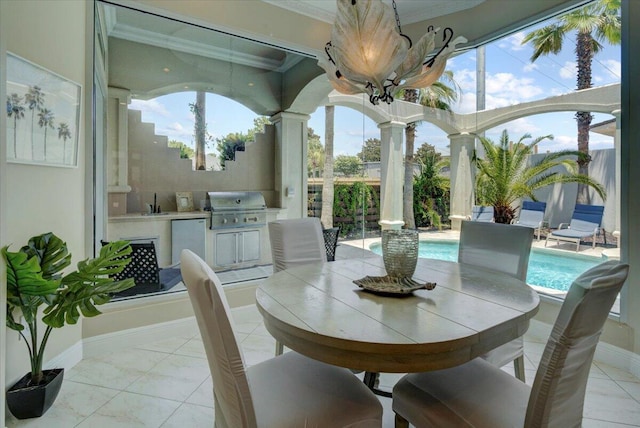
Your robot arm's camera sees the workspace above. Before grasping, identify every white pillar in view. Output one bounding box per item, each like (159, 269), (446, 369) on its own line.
(613, 109), (621, 241)
(378, 121), (405, 230)
(448, 133), (476, 230)
(271, 112), (310, 218)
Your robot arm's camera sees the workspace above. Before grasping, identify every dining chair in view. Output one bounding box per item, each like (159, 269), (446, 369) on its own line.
(268, 217), (327, 355)
(268, 217), (327, 273)
(458, 220), (534, 381)
(392, 260), (628, 428)
(180, 249), (383, 428)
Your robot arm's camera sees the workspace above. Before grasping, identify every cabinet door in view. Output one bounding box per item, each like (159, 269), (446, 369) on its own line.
(215, 232), (238, 266)
(240, 230), (260, 262)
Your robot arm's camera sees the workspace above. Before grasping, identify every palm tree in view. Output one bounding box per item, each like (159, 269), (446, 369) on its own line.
(25, 85), (45, 159)
(522, 0), (620, 204)
(475, 130), (606, 224)
(37, 108), (55, 160)
(321, 105), (335, 229)
(7, 93), (25, 158)
(190, 91), (207, 170)
(402, 70), (461, 229)
(57, 122), (71, 163)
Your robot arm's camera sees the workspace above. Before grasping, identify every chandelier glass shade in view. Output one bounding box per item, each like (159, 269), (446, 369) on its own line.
(318, 0), (467, 105)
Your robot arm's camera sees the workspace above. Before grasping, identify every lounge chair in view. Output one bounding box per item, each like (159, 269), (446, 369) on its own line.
(545, 204), (604, 252)
(512, 200), (547, 240)
(469, 205), (494, 222)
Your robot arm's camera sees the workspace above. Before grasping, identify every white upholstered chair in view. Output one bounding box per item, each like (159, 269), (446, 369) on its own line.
(458, 220), (534, 381)
(180, 250), (383, 428)
(268, 217), (327, 273)
(392, 260), (629, 428)
(268, 217), (327, 354)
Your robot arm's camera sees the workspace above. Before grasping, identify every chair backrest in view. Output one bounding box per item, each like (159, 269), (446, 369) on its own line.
(268, 217), (327, 273)
(570, 204), (604, 233)
(518, 201), (546, 227)
(470, 205), (494, 222)
(322, 226), (340, 262)
(525, 260), (629, 427)
(180, 250), (257, 428)
(104, 241), (160, 285)
(459, 220), (534, 281)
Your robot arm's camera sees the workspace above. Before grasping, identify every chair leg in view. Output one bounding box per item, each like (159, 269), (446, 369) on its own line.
(363, 371), (392, 397)
(275, 340), (283, 356)
(395, 413), (410, 428)
(514, 356), (526, 382)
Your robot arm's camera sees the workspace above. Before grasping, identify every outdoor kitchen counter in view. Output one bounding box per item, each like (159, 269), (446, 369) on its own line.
(108, 211), (209, 222)
(108, 208), (283, 267)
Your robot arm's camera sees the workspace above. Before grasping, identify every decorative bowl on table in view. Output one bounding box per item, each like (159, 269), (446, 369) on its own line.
(353, 275), (436, 296)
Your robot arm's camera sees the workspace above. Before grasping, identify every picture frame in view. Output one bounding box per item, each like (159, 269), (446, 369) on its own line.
(176, 191), (194, 212)
(6, 52), (81, 167)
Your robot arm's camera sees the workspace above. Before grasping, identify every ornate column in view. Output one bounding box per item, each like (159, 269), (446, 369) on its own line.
(378, 121), (406, 230)
(448, 133), (476, 230)
(271, 112), (310, 218)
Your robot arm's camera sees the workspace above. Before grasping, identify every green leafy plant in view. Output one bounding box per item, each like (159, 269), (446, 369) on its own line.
(413, 149), (450, 229)
(333, 181), (378, 236)
(475, 130), (606, 224)
(3, 232), (135, 385)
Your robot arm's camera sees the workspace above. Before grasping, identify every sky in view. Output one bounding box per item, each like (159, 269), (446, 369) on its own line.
(129, 11), (621, 158)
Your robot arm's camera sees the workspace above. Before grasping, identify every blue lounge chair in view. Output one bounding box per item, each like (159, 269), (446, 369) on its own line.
(545, 204), (604, 252)
(469, 205), (494, 222)
(512, 201), (547, 241)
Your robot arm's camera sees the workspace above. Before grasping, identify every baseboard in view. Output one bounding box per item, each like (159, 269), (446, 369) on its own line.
(82, 317), (198, 359)
(5, 340), (84, 388)
(528, 320), (640, 379)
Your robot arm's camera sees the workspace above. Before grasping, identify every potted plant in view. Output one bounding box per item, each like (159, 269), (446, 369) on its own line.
(2, 232), (135, 419)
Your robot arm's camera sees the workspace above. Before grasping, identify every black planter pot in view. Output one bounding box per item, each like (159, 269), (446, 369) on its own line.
(6, 368), (64, 419)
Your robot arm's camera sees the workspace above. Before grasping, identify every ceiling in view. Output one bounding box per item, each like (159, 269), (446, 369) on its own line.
(260, 0), (485, 25)
(104, 0), (593, 114)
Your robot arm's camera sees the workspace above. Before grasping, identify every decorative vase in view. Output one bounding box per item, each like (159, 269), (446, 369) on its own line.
(6, 368), (64, 419)
(382, 229), (419, 278)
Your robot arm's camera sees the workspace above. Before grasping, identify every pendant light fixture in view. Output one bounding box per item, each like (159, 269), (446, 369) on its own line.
(318, 0), (467, 105)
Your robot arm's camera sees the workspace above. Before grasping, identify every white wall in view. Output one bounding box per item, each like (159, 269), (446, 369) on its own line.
(1, 0), (89, 408)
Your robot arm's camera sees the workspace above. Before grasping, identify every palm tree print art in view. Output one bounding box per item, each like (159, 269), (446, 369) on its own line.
(25, 85), (45, 159)
(7, 93), (25, 158)
(38, 108), (55, 160)
(6, 53), (81, 166)
(57, 122), (72, 164)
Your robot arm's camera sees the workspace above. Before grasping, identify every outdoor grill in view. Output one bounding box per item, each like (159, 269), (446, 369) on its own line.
(207, 191), (267, 230)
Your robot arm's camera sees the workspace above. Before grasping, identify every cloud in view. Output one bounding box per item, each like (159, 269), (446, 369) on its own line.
(596, 59), (621, 81)
(523, 62), (538, 73)
(499, 31), (527, 51)
(559, 61), (576, 80)
(130, 99), (171, 118)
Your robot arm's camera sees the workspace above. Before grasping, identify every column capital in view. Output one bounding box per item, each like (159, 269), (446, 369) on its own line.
(270, 111), (310, 123)
(378, 120), (406, 130)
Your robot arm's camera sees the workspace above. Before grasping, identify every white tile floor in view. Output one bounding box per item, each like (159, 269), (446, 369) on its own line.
(6, 303), (640, 428)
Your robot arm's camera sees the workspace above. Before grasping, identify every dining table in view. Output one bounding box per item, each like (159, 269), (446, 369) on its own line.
(255, 254), (540, 375)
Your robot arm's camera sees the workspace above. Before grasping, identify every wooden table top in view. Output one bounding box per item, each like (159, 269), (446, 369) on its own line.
(255, 255), (540, 373)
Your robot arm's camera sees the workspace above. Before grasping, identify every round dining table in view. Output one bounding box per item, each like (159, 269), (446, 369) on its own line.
(255, 255), (540, 374)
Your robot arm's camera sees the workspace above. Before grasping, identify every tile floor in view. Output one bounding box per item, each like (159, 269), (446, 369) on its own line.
(6, 303), (640, 428)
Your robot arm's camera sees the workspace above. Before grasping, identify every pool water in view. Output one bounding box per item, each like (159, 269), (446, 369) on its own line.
(369, 240), (601, 292)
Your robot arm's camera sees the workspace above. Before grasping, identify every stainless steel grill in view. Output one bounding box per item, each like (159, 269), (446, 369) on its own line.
(207, 191), (267, 230)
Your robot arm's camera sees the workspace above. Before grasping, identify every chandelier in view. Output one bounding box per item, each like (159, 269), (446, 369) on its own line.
(318, 0), (467, 105)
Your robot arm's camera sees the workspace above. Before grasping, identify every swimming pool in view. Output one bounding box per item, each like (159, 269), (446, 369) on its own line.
(369, 239), (602, 292)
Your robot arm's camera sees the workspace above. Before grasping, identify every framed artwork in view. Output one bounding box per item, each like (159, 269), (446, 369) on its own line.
(176, 192), (194, 212)
(6, 52), (81, 167)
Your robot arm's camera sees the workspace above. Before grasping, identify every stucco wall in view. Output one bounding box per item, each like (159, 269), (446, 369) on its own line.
(1, 0), (88, 398)
(120, 109), (277, 215)
(530, 149), (616, 233)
